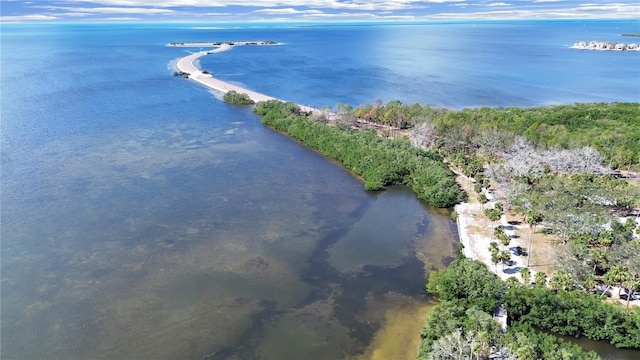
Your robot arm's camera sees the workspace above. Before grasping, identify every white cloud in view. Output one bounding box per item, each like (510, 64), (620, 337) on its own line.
(301, 12), (376, 18)
(252, 8), (323, 14)
(0, 14), (59, 21)
(299, 11), (419, 20)
(59, 0), (428, 9)
(34, 6), (175, 14)
(421, 0), (465, 3)
(198, 12), (234, 16)
(576, 3), (638, 11)
(425, 3), (640, 19)
(100, 17), (143, 20)
(60, 12), (92, 17)
(8, 0), (639, 21)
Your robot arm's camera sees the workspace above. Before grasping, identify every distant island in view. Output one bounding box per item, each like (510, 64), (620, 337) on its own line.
(571, 40), (639, 51)
(169, 40), (278, 47)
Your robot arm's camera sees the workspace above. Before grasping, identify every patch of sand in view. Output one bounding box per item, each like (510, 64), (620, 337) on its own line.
(453, 172), (538, 283)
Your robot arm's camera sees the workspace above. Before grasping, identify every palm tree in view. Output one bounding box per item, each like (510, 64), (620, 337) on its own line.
(485, 208), (501, 227)
(478, 193), (488, 210)
(525, 211), (543, 266)
(429, 328), (478, 360)
(534, 271), (547, 287)
(494, 226), (510, 248)
(598, 231), (614, 251)
(603, 265), (627, 298)
(609, 241), (640, 308)
(590, 248), (607, 272)
(583, 274), (597, 292)
(499, 233), (511, 248)
(491, 251), (501, 272)
(499, 250), (511, 271)
(520, 267), (531, 285)
(550, 269), (574, 290)
(622, 274), (638, 309)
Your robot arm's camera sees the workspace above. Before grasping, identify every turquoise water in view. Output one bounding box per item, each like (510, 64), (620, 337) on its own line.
(1, 21), (638, 359)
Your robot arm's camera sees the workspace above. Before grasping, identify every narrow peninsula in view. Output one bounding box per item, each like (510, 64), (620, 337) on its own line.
(172, 41), (318, 114)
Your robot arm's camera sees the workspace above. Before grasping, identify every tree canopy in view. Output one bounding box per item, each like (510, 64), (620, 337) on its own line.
(223, 90), (254, 105)
(420, 258), (603, 359)
(253, 100), (464, 207)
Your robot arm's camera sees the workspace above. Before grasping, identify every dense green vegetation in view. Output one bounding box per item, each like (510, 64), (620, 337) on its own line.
(426, 258), (505, 313)
(421, 258), (601, 359)
(249, 98), (639, 356)
(504, 286), (640, 348)
(308, 100), (640, 357)
(364, 98), (640, 303)
(253, 100), (464, 207)
(503, 323), (600, 360)
(351, 101), (640, 170)
(223, 90), (254, 105)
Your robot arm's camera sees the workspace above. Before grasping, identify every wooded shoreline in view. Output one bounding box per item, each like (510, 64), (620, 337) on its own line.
(170, 42), (640, 358)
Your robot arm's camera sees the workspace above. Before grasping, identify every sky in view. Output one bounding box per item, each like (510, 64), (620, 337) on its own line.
(0, 0), (639, 22)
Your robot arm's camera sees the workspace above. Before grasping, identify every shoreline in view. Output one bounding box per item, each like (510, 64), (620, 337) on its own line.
(172, 41), (638, 306)
(174, 43), (318, 113)
(176, 43), (543, 285)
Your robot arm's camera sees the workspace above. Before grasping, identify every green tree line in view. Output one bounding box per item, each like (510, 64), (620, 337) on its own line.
(421, 258), (602, 359)
(503, 285), (640, 349)
(253, 100), (464, 207)
(351, 101), (639, 170)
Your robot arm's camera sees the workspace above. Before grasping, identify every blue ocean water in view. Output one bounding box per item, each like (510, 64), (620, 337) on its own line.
(196, 20), (640, 108)
(1, 20), (639, 360)
(2, 21), (639, 146)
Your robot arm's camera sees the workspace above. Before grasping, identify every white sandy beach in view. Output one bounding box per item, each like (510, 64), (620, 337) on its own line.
(175, 43), (318, 113)
(453, 172), (535, 283)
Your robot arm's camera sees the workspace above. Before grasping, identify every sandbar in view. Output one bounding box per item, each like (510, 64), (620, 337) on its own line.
(175, 43), (318, 113)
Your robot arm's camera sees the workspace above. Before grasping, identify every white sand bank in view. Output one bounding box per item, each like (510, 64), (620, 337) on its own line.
(175, 44), (317, 113)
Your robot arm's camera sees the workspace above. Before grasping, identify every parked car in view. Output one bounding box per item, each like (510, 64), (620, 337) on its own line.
(620, 292), (639, 301)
